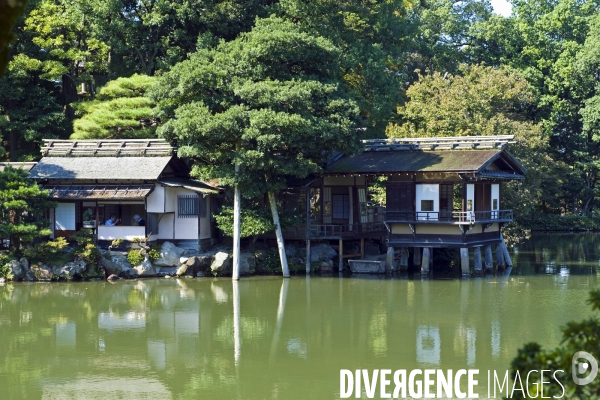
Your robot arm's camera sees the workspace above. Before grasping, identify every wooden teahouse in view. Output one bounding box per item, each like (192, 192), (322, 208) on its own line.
(299, 135), (525, 274)
(29, 139), (220, 250)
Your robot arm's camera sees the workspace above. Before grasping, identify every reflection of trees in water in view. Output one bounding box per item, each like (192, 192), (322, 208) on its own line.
(515, 232), (600, 275)
(1, 271), (599, 398)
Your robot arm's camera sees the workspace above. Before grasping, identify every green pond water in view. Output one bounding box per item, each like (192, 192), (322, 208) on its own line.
(1, 233), (599, 399)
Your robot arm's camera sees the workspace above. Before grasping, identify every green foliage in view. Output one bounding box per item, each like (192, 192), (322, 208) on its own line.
(509, 290), (600, 399)
(0, 166), (54, 252)
(69, 229), (94, 246)
(82, 208), (94, 222)
(0, 0), (27, 76)
(517, 213), (600, 232)
(387, 64), (550, 217)
(22, 237), (69, 264)
(127, 249), (145, 266)
(71, 74), (158, 140)
(110, 238), (123, 249)
(74, 243), (101, 267)
(216, 202), (301, 247)
(153, 16), (363, 199)
(368, 176), (387, 206)
(127, 244), (159, 266)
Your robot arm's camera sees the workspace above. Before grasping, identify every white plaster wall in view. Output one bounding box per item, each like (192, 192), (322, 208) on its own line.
(157, 213), (174, 240)
(172, 187), (198, 240)
(147, 184), (165, 213)
(491, 184), (500, 219)
(165, 186), (177, 213)
(415, 184), (439, 221)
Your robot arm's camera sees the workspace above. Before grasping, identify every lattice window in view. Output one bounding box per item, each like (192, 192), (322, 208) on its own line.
(178, 195), (200, 218)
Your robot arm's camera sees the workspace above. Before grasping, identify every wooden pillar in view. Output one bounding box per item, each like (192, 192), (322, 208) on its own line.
(421, 247), (430, 275)
(360, 238), (365, 259)
(484, 245), (493, 271)
(473, 246), (482, 275)
(338, 238), (344, 271)
(305, 239), (311, 274)
(399, 248), (409, 270)
(413, 247), (421, 266)
(501, 235), (513, 267)
(385, 246), (394, 272)
(496, 244), (505, 269)
(460, 248), (470, 276)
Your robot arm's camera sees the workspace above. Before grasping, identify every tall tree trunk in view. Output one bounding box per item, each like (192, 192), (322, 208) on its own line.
(268, 191), (290, 278)
(10, 130), (17, 161)
(232, 148), (241, 280)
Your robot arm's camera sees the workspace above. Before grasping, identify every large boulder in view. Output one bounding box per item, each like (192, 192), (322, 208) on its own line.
(319, 259), (333, 273)
(32, 264), (54, 281)
(186, 255), (212, 274)
(8, 260), (24, 280)
(239, 253), (256, 275)
(53, 260), (86, 280)
(133, 256), (156, 276)
(153, 242), (186, 266)
(100, 257), (131, 276)
(211, 252), (231, 274)
(310, 243), (337, 262)
(176, 264), (188, 276)
(20, 258), (30, 272)
(107, 253), (133, 274)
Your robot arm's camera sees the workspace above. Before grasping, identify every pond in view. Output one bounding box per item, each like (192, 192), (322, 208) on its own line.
(0, 232), (598, 399)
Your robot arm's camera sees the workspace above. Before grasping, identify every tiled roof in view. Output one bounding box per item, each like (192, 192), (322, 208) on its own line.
(43, 184), (155, 199)
(30, 157), (172, 180)
(325, 150), (502, 174)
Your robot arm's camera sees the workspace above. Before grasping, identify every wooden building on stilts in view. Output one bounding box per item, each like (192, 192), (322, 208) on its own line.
(298, 135), (526, 275)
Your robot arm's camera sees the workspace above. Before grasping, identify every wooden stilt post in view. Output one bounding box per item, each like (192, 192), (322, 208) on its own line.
(360, 238), (365, 259)
(413, 247), (421, 267)
(460, 248), (470, 276)
(421, 247), (430, 275)
(338, 238), (344, 272)
(474, 246), (482, 275)
(501, 235), (513, 267)
(484, 245), (493, 271)
(496, 244), (505, 269)
(305, 239), (311, 274)
(399, 248), (409, 271)
(386, 246), (394, 272)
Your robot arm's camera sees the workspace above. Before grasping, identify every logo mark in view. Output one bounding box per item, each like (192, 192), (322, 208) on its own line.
(572, 351), (598, 385)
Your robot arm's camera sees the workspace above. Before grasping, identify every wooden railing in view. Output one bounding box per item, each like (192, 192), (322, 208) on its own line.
(308, 222), (386, 238)
(384, 210), (513, 224)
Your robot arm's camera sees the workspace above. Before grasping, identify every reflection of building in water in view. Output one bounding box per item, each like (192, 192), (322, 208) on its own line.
(98, 312), (146, 331)
(56, 321), (76, 347)
(416, 325), (440, 365)
(148, 310), (200, 370)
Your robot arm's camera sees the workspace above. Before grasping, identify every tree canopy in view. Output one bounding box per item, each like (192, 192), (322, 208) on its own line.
(71, 74), (157, 139)
(152, 16), (362, 196)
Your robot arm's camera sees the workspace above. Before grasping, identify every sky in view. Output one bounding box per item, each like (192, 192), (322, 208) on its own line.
(490, 0), (512, 17)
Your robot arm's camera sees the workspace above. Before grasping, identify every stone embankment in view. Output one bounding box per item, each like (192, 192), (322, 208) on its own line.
(2, 241), (342, 282)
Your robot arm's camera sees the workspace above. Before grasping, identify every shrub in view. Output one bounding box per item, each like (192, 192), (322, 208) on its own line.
(127, 249), (145, 266)
(69, 229), (94, 246)
(22, 238), (70, 264)
(74, 243), (101, 266)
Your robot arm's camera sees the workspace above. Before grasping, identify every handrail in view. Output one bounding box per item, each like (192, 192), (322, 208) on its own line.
(384, 210), (513, 224)
(308, 221), (386, 237)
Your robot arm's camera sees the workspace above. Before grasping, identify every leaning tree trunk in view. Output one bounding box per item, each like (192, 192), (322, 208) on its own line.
(268, 191), (290, 278)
